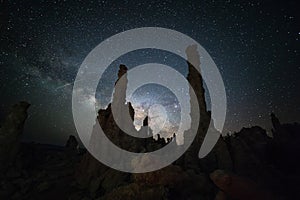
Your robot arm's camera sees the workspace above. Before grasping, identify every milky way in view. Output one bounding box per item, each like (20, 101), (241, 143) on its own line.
(0, 0), (299, 145)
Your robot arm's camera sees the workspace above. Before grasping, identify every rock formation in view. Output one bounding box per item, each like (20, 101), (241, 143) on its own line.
(75, 64), (170, 193)
(65, 135), (79, 156)
(179, 45), (232, 175)
(1, 49), (299, 199)
(74, 46), (298, 199)
(0, 101), (30, 172)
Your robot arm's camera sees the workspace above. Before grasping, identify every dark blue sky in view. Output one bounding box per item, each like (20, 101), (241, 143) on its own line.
(0, 0), (299, 144)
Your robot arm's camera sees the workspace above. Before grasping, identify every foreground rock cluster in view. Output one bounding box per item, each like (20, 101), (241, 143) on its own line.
(1, 101), (299, 200)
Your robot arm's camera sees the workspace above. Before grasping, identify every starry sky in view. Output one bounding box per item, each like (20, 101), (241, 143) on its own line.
(0, 0), (299, 145)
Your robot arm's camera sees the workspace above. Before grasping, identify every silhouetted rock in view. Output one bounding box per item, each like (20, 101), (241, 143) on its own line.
(175, 45), (212, 173)
(266, 115), (300, 198)
(225, 126), (272, 181)
(75, 64), (149, 190)
(65, 135), (79, 156)
(0, 101), (30, 172)
(75, 64), (170, 190)
(271, 113), (281, 131)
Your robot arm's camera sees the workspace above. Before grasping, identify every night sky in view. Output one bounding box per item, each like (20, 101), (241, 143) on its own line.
(0, 0), (299, 145)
